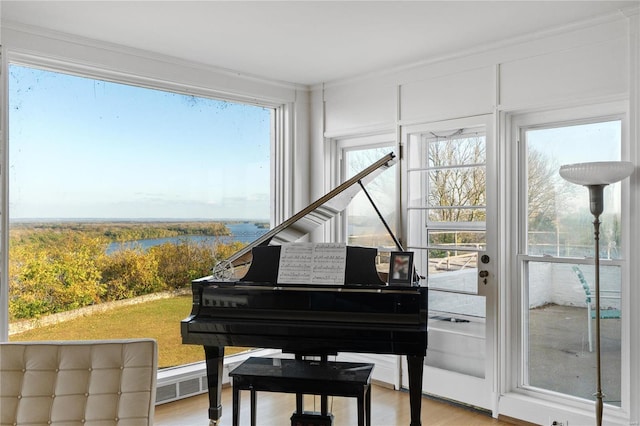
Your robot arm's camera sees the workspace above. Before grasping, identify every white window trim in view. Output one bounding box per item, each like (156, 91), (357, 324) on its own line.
(0, 45), (7, 342)
(501, 100), (632, 425)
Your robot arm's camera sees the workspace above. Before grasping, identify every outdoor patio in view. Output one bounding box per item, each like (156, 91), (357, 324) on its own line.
(529, 303), (622, 406)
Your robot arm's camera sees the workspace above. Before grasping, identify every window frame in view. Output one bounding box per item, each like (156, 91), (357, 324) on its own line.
(0, 54), (291, 342)
(0, 46), (6, 342)
(509, 101), (632, 418)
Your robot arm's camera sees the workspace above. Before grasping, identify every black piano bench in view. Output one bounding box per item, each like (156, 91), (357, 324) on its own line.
(229, 357), (374, 426)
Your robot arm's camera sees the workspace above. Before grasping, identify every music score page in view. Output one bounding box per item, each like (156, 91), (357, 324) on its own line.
(277, 242), (347, 285)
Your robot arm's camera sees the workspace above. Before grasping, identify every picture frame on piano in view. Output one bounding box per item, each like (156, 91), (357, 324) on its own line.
(388, 251), (414, 285)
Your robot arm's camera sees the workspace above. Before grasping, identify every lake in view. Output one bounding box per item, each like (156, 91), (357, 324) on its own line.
(107, 222), (269, 253)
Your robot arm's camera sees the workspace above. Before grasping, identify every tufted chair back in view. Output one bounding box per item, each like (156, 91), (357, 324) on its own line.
(1, 339), (157, 426)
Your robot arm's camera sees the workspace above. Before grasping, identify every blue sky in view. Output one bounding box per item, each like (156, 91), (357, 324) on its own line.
(9, 65), (271, 220)
(527, 120), (621, 166)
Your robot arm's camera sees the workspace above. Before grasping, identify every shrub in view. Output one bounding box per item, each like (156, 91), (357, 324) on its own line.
(100, 247), (164, 300)
(9, 224), (247, 320)
(8, 232), (106, 319)
(150, 240), (218, 289)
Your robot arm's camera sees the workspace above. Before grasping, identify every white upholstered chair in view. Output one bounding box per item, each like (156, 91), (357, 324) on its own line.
(1, 339), (157, 426)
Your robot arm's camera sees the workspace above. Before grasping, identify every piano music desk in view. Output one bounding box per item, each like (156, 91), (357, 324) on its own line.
(229, 357), (374, 426)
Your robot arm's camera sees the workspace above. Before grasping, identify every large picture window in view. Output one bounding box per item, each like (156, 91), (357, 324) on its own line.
(6, 64), (274, 370)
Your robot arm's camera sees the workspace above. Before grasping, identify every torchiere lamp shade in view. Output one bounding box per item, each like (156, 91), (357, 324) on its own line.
(559, 161), (634, 185)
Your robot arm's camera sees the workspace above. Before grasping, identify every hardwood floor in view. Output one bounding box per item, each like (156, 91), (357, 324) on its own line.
(155, 383), (508, 425)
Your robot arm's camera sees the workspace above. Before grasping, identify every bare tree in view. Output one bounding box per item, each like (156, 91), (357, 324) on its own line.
(527, 148), (559, 232)
(428, 135), (486, 223)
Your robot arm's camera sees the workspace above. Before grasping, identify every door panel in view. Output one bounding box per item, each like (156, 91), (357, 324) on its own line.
(401, 115), (496, 411)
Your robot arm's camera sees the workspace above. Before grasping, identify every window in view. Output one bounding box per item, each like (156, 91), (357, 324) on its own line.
(6, 64), (274, 369)
(343, 145), (397, 248)
(517, 113), (625, 407)
(336, 135), (397, 274)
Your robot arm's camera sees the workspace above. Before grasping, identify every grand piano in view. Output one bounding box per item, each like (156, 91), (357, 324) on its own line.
(181, 152), (428, 426)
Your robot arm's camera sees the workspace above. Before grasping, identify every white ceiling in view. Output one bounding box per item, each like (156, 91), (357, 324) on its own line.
(1, 1), (637, 86)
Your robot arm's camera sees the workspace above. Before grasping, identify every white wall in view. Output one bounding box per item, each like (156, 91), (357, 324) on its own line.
(310, 10), (638, 426)
(315, 16), (629, 138)
(528, 263), (621, 310)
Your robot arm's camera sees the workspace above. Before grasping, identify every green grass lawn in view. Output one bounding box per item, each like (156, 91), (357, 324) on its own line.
(10, 295), (247, 368)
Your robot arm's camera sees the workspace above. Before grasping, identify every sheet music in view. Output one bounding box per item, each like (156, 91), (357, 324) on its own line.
(277, 242), (347, 285)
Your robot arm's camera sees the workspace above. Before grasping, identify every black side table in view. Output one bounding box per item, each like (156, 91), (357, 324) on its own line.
(229, 357), (374, 426)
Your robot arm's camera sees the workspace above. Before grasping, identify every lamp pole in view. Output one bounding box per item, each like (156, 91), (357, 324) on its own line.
(587, 184), (605, 426)
(559, 161), (634, 426)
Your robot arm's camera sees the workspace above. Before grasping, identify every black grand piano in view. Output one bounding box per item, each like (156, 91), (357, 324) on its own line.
(181, 153), (428, 426)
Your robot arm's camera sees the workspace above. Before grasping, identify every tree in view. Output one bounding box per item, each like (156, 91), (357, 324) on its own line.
(426, 134), (486, 253)
(423, 134), (565, 260)
(527, 148), (560, 234)
(428, 135), (486, 223)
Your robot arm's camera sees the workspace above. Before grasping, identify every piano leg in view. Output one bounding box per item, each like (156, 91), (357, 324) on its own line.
(407, 355), (424, 426)
(204, 346), (225, 425)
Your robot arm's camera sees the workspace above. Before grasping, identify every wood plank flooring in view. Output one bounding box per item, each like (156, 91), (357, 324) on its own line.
(155, 383), (509, 426)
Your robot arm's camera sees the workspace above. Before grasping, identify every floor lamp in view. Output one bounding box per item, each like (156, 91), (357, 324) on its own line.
(559, 161), (634, 426)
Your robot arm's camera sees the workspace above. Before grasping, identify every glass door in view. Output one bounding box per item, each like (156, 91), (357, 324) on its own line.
(401, 115), (497, 411)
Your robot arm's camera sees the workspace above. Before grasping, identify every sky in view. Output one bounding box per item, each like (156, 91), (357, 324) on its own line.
(7, 65), (624, 223)
(8, 64), (272, 221)
(526, 120), (622, 166)
(527, 120), (624, 214)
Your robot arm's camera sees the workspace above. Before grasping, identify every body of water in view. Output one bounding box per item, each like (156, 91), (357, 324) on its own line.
(107, 222), (269, 253)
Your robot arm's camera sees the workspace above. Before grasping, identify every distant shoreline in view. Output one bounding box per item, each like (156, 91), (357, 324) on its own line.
(10, 220), (271, 247)
(10, 218), (270, 224)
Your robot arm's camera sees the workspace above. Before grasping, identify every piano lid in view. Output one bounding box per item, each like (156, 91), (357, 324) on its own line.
(212, 152), (397, 279)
